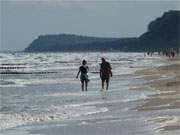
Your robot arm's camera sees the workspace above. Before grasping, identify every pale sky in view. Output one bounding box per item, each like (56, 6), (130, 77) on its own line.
(0, 0), (179, 51)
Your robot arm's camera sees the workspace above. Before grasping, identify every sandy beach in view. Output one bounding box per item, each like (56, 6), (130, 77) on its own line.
(135, 56), (180, 133)
(1, 53), (180, 135)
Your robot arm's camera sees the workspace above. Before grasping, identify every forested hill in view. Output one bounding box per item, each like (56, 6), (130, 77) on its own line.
(24, 34), (120, 52)
(139, 10), (180, 52)
(24, 10), (180, 52)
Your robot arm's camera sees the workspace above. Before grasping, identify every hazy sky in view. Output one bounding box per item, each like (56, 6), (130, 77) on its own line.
(1, 0), (179, 51)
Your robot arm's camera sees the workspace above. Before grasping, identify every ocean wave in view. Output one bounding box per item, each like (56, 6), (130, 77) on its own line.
(0, 105), (108, 131)
(0, 78), (77, 88)
(0, 80), (16, 86)
(146, 115), (180, 133)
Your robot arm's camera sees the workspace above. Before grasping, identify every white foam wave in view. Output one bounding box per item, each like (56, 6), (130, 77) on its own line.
(0, 105), (108, 131)
(0, 78), (77, 88)
(122, 93), (149, 102)
(146, 116), (180, 133)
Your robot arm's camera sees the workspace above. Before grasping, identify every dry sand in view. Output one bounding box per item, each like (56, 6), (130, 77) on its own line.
(135, 57), (180, 133)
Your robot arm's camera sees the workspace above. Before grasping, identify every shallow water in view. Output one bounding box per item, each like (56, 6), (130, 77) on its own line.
(0, 52), (178, 135)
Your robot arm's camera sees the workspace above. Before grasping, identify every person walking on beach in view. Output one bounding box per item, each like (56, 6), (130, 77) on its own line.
(170, 48), (175, 58)
(100, 57), (112, 90)
(76, 60), (89, 91)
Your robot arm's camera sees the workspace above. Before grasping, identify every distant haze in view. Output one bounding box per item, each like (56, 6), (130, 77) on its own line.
(1, 0), (179, 51)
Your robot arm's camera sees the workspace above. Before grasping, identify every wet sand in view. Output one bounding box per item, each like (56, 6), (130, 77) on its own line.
(135, 57), (180, 133)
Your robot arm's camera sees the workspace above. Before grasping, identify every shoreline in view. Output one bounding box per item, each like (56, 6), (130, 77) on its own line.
(134, 57), (180, 133)
(1, 54), (180, 135)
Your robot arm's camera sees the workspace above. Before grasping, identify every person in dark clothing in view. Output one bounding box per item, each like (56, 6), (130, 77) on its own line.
(76, 60), (89, 91)
(170, 48), (175, 58)
(100, 57), (112, 90)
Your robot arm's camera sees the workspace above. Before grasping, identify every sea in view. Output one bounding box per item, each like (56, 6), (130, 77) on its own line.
(0, 52), (179, 135)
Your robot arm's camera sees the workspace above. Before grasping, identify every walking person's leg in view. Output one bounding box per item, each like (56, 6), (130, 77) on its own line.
(81, 81), (84, 91)
(101, 78), (105, 90)
(106, 78), (109, 90)
(85, 81), (88, 91)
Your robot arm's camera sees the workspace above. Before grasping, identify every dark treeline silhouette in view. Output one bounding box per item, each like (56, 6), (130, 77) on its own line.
(139, 10), (180, 53)
(24, 10), (180, 53)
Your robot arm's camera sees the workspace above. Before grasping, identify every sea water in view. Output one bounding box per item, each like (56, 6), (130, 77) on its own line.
(0, 52), (178, 134)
